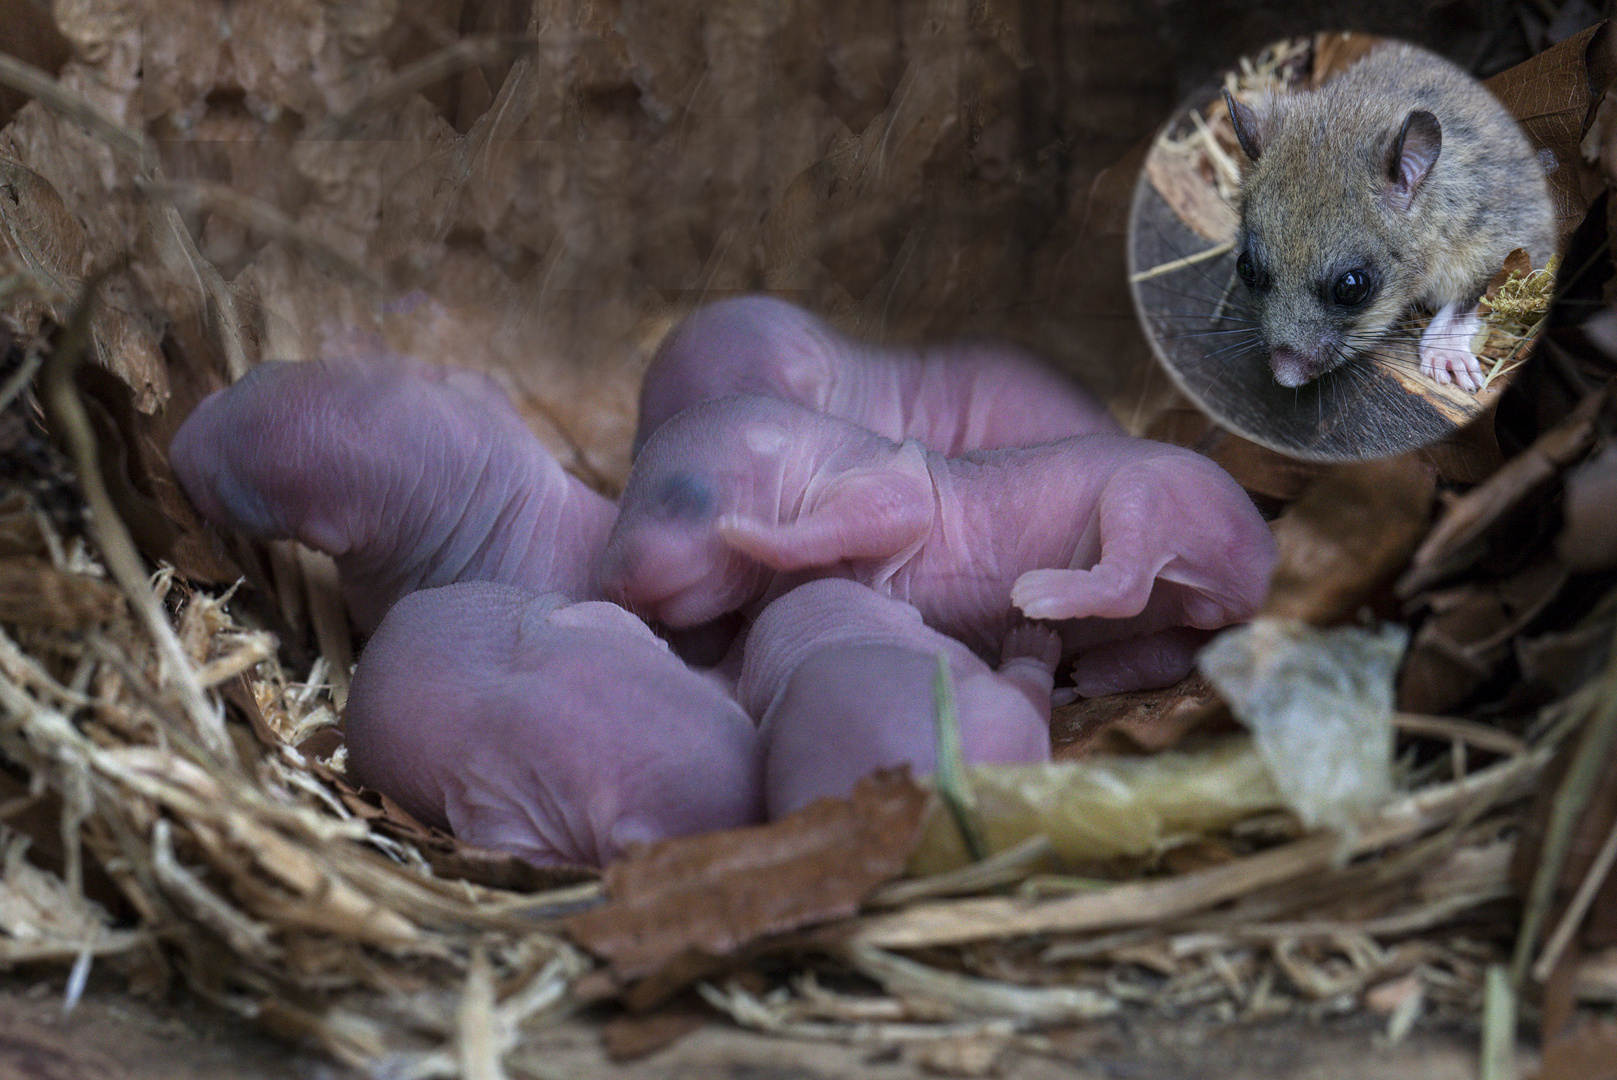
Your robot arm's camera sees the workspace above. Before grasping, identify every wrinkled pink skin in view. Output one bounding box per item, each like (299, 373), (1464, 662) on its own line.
(739, 580), (1056, 817)
(603, 395), (1277, 697)
(346, 581), (764, 867)
(169, 352), (617, 633)
(634, 296), (1121, 457)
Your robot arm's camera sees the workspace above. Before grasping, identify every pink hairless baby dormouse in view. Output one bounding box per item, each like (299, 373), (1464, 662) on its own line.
(739, 579), (1057, 818)
(346, 582), (762, 867)
(605, 394), (1276, 697)
(636, 295), (1121, 456)
(169, 349), (616, 634)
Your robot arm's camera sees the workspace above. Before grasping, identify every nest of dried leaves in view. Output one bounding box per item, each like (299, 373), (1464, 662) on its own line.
(1, 3), (1616, 1077)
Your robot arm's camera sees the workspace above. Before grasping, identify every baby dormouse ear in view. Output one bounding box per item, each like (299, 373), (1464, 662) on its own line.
(714, 444), (935, 572)
(1384, 109), (1441, 213)
(1223, 88), (1266, 163)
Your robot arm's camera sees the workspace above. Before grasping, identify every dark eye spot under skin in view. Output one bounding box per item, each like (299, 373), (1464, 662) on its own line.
(655, 473), (714, 520)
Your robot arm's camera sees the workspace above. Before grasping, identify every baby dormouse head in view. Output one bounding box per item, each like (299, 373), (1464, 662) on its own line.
(604, 394), (936, 628)
(604, 395), (839, 628)
(634, 296), (841, 457)
(1223, 87), (1441, 388)
(599, 452), (771, 629)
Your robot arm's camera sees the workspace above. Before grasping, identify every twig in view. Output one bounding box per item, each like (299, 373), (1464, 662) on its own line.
(455, 946), (502, 1080)
(1129, 241), (1233, 284)
(1394, 713), (1527, 756)
(867, 835), (1052, 908)
(1532, 815), (1617, 982)
(698, 979), (1019, 1044)
(844, 941), (1117, 1023)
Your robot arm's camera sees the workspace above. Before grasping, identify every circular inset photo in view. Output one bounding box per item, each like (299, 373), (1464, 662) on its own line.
(1128, 33), (1557, 462)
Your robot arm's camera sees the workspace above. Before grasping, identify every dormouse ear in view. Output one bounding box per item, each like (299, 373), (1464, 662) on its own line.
(1384, 109), (1441, 213)
(1222, 88), (1265, 163)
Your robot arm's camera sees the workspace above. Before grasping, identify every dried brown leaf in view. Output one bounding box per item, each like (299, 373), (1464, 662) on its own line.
(1560, 442), (1617, 570)
(600, 1003), (708, 1062)
(1398, 556), (1570, 713)
(1398, 383), (1606, 597)
(1486, 248), (1537, 299)
(565, 770), (929, 983)
(1518, 596), (1617, 698)
(0, 1001), (132, 1080)
(0, 492), (50, 559)
(1538, 1020), (1617, 1080)
(0, 155), (88, 297)
(1264, 457), (1436, 624)
(1487, 21), (1613, 246)
(1050, 673), (1225, 757)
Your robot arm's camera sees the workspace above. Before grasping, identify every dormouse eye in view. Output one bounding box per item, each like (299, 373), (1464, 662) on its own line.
(1333, 269), (1372, 306)
(1236, 251), (1257, 286)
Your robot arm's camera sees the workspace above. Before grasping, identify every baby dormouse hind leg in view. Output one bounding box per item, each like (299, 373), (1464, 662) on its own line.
(1008, 471), (1170, 622)
(1418, 300), (1486, 393)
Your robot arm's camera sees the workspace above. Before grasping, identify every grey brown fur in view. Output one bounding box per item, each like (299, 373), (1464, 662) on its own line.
(1227, 40), (1554, 390)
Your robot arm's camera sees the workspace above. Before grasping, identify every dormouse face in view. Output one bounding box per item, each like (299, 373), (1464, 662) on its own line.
(1233, 209), (1411, 387)
(1224, 88), (1440, 387)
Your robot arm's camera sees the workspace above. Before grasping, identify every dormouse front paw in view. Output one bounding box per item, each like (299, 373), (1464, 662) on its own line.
(1418, 301), (1485, 393)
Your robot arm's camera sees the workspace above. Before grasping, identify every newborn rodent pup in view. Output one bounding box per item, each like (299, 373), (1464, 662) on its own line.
(1223, 40), (1554, 393)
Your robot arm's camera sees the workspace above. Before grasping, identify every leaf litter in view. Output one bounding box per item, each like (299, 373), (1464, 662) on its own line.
(0, 2), (1615, 1076)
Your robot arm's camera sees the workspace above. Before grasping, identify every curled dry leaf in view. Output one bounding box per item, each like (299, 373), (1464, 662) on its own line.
(1560, 442), (1617, 570)
(1398, 555), (1570, 714)
(565, 770), (929, 985)
(1399, 384), (1606, 597)
(1264, 456), (1436, 624)
(1486, 20), (1615, 246)
(1050, 672), (1224, 757)
(1538, 1020), (1617, 1080)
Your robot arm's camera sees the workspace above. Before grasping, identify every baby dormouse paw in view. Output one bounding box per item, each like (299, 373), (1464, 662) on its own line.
(1418, 301), (1486, 393)
(1000, 621), (1062, 669)
(996, 621), (1063, 708)
(1010, 562), (1154, 622)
